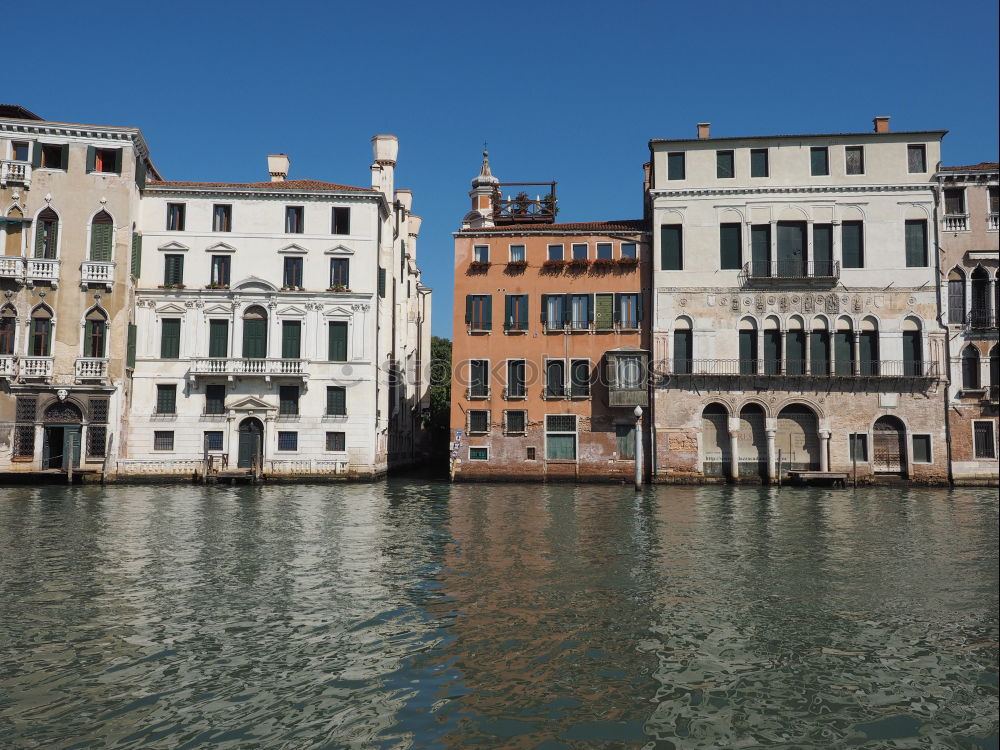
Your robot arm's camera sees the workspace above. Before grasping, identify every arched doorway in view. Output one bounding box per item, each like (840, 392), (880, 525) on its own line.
(43, 401), (82, 470)
(237, 417), (264, 469)
(776, 405), (820, 470)
(242, 306), (268, 359)
(738, 404), (767, 479)
(701, 403), (729, 477)
(873, 416), (907, 475)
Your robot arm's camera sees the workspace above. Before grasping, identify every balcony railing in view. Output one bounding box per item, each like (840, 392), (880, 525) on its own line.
(0, 356), (15, 378)
(75, 357), (109, 380)
(989, 213), (999, 231)
(189, 358), (308, 378)
(18, 356), (54, 379)
(491, 181), (557, 225)
(81, 261), (115, 287)
(967, 308), (997, 329)
(0, 160), (31, 187)
(466, 386), (490, 399)
(26, 258), (60, 284)
(743, 260), (840, 284)
(668, 359), (938, 379)
(943, 214), (969, 232)
(0, 256), (25, 280)
(502, 386), (527, 399)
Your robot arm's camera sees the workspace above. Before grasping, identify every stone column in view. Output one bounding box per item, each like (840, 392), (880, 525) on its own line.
(728, 417), (740, 480)
(804, 332), (812, 375)
(766, 418), (777, 482)
(780, 329), (788, 375)
(819, 429), (831, 472)
(852, 331), (861, 376)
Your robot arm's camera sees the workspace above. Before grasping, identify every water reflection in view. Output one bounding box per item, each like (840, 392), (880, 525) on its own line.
(0, 483), (995, 748)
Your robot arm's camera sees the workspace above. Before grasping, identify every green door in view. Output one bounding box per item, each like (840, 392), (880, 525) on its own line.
(242, 318), (267, 358)
(237, 419), (263, 469)
(776, 222), (806, 276)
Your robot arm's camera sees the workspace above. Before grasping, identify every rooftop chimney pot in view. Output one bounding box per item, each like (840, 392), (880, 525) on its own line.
(697, 122), (711, 139)
(267, 153), (289, 182)
(873, 116), (890, 134)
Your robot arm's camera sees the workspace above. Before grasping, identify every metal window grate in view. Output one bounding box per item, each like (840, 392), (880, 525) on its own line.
(546, 415), (576, 432)
(90, 398), (109, 424)
(16, 397), (37, 423)
(469, 410), (489, 433)
(153, 431), (174, 451)
(13, 425), (34, 457)
(278, 431), (298, 451)
(506, 410), (526, 434)
(87, 425), (107, 457)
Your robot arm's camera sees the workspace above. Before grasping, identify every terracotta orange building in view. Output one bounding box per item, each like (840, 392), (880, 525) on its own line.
(450, 154), (651, 481)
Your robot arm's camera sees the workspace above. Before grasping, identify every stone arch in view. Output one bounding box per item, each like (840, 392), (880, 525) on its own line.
(0, 303), (16, 355)
(840, 204), (866, 222)
(961, 344), (981, 389)
(33, 206), (60, 259)
(777, 205), (809, 221)
(701, 402), (730, 477)
(873, 415), (907, 474)
(776, 403), (820, 470)
(970, 266), (991, 325)
(738, 402), (768, 479)
(904, 204), (930, 221)
(719, 207), (744, 224)
(83, 305), (108, 358)
(4, 205), (24, 256)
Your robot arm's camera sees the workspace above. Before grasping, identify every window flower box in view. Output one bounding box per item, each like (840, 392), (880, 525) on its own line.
(469, 261), (491, 272)
(568, 258), (590, 269)
(505, 260), (528, 271)
(281, 285), (304, 291)
(616, 257), (640, 268)
(541, 259), (569, 271)
(205, 283), (230, 290)
(327, 285), (351, 293)
(591, 258), (616, 271)
(158, 283), (186, 289)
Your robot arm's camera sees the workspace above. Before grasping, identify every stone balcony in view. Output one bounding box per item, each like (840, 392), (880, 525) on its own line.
(0, 256), (25, 280)
(81, 261), (115, 290)
(989, 213), (999, 232)
(75, 357), (109, 382)
(26, 258), (60, 286)
(943, 214), (969, 232)
(18, 356), (53, 380)
(0, 355), (15, 379)
(188, 358), (309, 382)
(0, 160), (31, 187)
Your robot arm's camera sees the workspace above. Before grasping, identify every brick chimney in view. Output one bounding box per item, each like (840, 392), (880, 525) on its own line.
(873, 116), (890, 134)
(267, 154), (289, 182)
(697, 122), (711, 139)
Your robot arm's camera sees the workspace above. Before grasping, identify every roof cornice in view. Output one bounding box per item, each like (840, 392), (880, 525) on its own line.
(454, 229), (649, 238)
(143, 184), (383, 202)
(648, 183), (935, 198)
(0, 118), (154, 162)
(649, 130), (948, 147)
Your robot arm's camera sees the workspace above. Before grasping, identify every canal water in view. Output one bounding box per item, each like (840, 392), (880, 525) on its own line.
(0, 483), (996, 749)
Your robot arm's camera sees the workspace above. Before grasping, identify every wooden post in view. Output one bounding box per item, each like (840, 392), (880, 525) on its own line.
(852, 439), (858, 489)
(777, 449), (782, 489)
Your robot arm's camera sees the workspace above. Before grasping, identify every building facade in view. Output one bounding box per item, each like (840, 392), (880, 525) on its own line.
(1, 105), (156, 478)
(120, 136), (431, 480)
(937, 162), (998, 484)
(648, 119), (950, 484)
(450, 154), (651, 481)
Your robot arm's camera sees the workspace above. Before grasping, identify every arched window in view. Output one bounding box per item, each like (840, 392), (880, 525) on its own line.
(970, 267), (991, 327)
(738, 318), (757, 374)
(786, 317), (806, 375)
(30, 306), (52, 356)
(902, 318), (922, 377)
(34, 208), (58, 259)
(834, 317), (854, 376)
(90, 211), (113, 262)
(860, 317), (880, 376)
(763, 317), (781, 375)
(0, 305), (15, 355)
(673, 317), (692, 374)
(242, 306), (268, 358)
(5, 207), (23, 256)
(701, 403), (730, 477)
(947, 268), (966, 324)
(961, 345), (981, 390)
(810, 318), (831, 376)
(84, 308), (108, 358)
(990, 345), (999, 398)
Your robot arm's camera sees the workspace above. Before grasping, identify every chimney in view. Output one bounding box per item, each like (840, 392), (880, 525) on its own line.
(697, 122), (711, 139)
(370, 134), (398, 198)
(873, 116), (890, 134)
(267, 153), (289, 182)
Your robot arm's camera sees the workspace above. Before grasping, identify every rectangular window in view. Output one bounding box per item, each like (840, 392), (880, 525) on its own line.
(326, 386), (346, 416)
(11, 141), (29, 161)
(285, 206), (304, 233)
(332, 207), (350, 234)
(470, 359), (489, 398)
(210, 255), (231, 286)
(719, 223), (742, 270)
(466, 294), (492, 330)
(661, 225), (682, 270)
(281, 320), (301, 359)
(667, 152), (685, 180)
(166, 203), (185, 231)
(841, 221), (864, 269)
(378, 267), (386, 298)
(545, 359), (565, 397)
(750, 148), (769, 177)
(156, 384), (177, 414)
(615, 355), (643, 390)
(905, 220), (928, 267)
(204, 431), (224, 451)
(616, 293), (641, 329)
(468, 410), (489, 434)
(473, 245), (489, 263)
(912, 434), (931, 463)
(279, 385), (300, 416)
(278, 432), (298, 451)
(130, 231), (142, 277)
(526, 446), (536, 460)
(30, 317), (51, 356)
(810, 147), (829, 176)
(504, 294), (528, 331)
(716, 150), (735, 178)
(814, 223), (834, 274)
(509, 244), (526, 262)
(570, 294), (592, 330)
(164, 254), (184, 286)
(505, 410), (526, 435)
(546, 415), (577, 460)
(616, 423), (636, 459)
(973, 422), (997, 459)
(849, 434), (868, 462)
(208, 320), (228, 358)
(153, 431), (174, 451)
(548, 244), (565, 261)
(543, 294), (566, 330)
(328, 321), (348, 361)
(469, 447), (489, 461)
(944, 188), (965, 215)
(989, 186), (999, 214)
(570, 359), (590, 397)
(571, 243), (588, 260)
(596, 243), (613, 260)
(283, 256), (303, 287)
(326, 431), (346, 451)
(673, 330), (693, 374)
(330, 258), (350, 288)
(845, 146), (865, 175)
(160, 318), (181, 359)
(507, 359), (526, 398)
(621, 243), (637, 259)
(907, 144), (927, 173)
(205, 384), (226, 415)
(212, 204), (232, 232)
(91, 147), (122, 174)
(39, 143), (67, 169)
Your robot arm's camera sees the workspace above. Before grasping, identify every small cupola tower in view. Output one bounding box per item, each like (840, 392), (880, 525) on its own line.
(461, 150), (499, 229)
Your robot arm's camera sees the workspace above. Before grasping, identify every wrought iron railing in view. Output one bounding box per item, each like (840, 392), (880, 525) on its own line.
(491, 181), (557, 225)
(967, 308), (997, 329)
(743, 260), (840, 282)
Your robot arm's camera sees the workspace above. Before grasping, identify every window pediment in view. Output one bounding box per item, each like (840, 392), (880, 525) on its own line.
(232, 276), (278, 291)
(155, 303), (187, 315)
(205, 242), (236, 253)
(324, 244), (354, 256)
(277, 243), (309, 255)
(202, 304), (231, 315)
(277, 305), (307, 317)
(229, 395), (274, 411)
(157, 241), (189, 252)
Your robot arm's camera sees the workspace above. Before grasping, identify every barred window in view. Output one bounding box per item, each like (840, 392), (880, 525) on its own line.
(204, 431), (224, 451)
(974, 422), (996, 459)
(13, 425), (35, 457)
(469, 447), (488, 461)
(325, 431), (346, 451)
(546, 414), (576, 460)
(468, 410), (489, 434)
(277, 431), (298, 451)
(16, 397), (37, 423)
(87, 425), (107, 458)
(505, 410), (526, 435)
(153, 431), (174, 451)
(89, 398), (109, 424)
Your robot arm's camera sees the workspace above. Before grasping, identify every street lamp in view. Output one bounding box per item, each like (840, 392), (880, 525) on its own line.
(633, 404), (643, 492)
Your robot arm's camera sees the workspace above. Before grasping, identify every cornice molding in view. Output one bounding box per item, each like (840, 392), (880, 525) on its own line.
(144, 185), (380, 202)
(649, 184), (934, 199)
(0, 121), (152, 160)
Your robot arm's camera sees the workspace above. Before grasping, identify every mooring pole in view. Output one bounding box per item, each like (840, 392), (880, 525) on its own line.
(777, 449), (782, 489)
(853, 443), (858, 489)
(633, 405), (643, 492)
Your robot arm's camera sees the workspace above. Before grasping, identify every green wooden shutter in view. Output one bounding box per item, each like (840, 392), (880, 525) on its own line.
(763, 330), (780, 374)
(242, 319), (267, 358)
(776, 222), (805, 270)
(131, 232), (142, 277)
(751, 225), (770, 275)
(636, 293), (643, 322)
(720, 224), (741, 270)
(810, 147), (828, 175)
(126, 323), (137, 368)
(859, 331), (878, 375)
(84, 320), (95, 357)
(841, 222), (862, 269)
(673, 330), (693, 373)
(327, 386), (346, 415)
(135, 158), (146, 188)
(59, 144), (69, 170)
(667, 152), (685, 180)
(209, 320), (229, 358)
(834, 332), (853, 375)
(329, 321), (348, 361)
(504, 295), (512, 329)
(540, 294), (548, 325)
(35, 219), (56, 259)
(281, 321), (301, 359)
(595, 294), (613, 330)
(787, 331), (805, 374)
(378, 267), (386, 298)
(90, 222), (112, 261)
(903, 331), (922, 375)
(905, 220), (927, 267)
(517, 295), (528, 330)
(483, 295), (492, 330)
(814, 223), (834, 272)
(661, 225), (682, 270)
(86, 146), (96, 173)
(31, 145), (42, 168)
(810, 332), (830, 375)
(160, 319), (180, 359)
(739, 330), (756, 374)
(113, 149), (123, 174)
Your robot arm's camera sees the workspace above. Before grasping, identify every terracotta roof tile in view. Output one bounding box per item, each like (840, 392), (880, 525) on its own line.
(147, 178), (374, 193)
(939, 162), (998, 172)
(462, 219), (647, 234)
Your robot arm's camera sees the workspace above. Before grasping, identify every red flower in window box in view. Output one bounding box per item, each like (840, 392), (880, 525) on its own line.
(541, 259), (569, 271)
(591, 258), (616, 270)
(616, 257), (640, 268)
(469, 260), (491, 272)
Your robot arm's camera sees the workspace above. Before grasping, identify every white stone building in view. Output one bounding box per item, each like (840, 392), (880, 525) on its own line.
(648, 118), (950, 484)
(120, 136), (431, 480)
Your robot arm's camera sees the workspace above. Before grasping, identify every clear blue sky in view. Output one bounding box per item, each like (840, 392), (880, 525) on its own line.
(25, 0), (999, 338)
